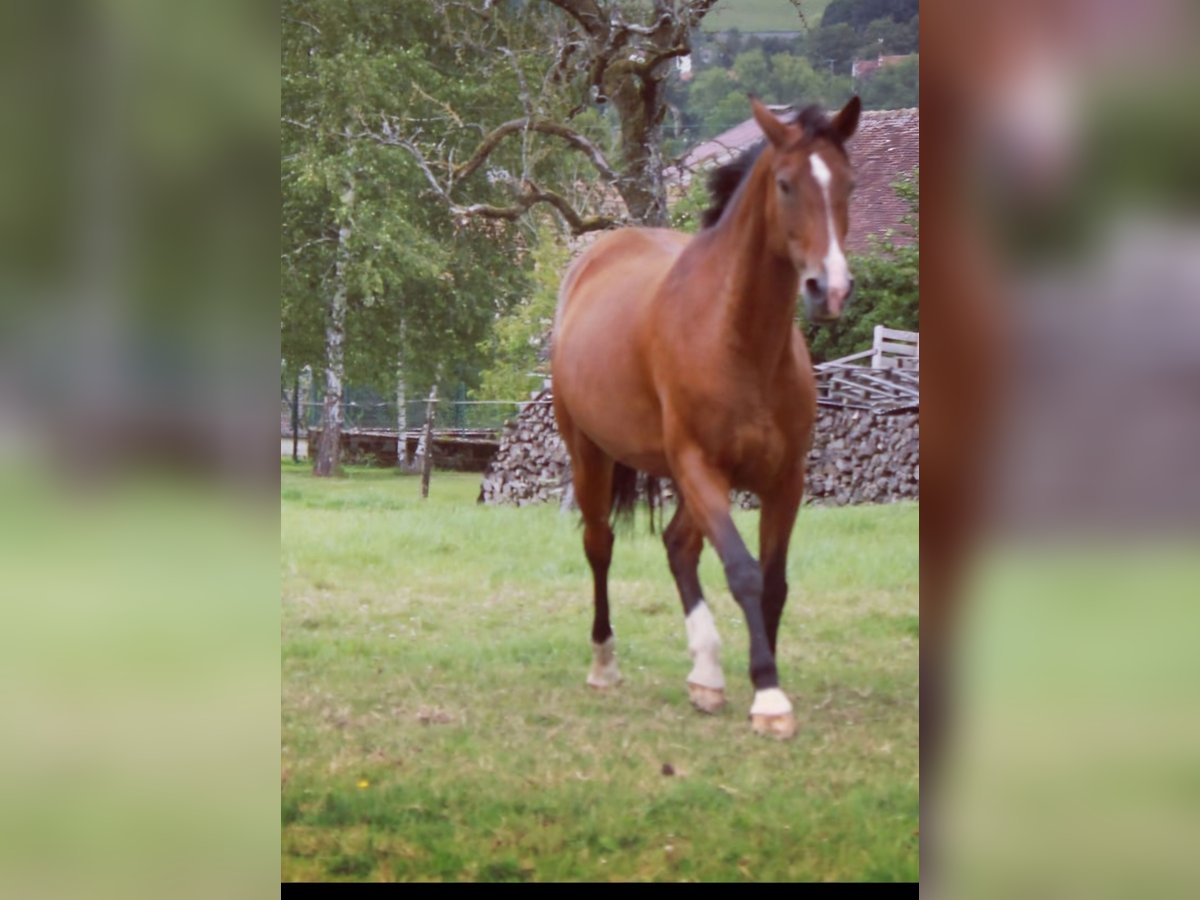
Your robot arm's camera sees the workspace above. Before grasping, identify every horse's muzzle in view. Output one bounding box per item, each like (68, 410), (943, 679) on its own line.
(803, 276), (855, 323)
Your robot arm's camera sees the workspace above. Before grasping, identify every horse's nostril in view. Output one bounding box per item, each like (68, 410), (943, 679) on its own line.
(804, 277), (821, 296)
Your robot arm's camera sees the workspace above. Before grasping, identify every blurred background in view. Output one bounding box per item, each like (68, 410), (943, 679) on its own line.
(0, 2), (278, 898)
(2, 0), (1199, 893)
(922, 0), (1200, 895)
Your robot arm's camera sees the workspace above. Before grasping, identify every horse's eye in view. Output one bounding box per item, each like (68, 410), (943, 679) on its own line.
(777, 179), (791, 196)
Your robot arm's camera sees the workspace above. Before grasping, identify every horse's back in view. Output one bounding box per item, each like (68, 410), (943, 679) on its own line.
(556, 228), (689, 330)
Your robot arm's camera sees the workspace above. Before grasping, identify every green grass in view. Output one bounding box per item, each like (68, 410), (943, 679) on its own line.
(939, 544), (1200, 898)
(701, 0), (832, 33)
(281, 463), (917, 881)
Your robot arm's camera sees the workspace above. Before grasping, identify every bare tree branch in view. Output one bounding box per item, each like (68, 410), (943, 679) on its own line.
(348, 1), (724, 231)
(354, 116), (618, 234)
(545, 0), (608, 39)
(409, 83), (464, 128)
(388, 135), (455, 204)
(451, 118), (619, 185)
(498, 48), (535, 181)
(613, 12), (672, 37)
(452, 183), (619, 235)
(283, 15), (321, 37)
(281, 235), (336, 260)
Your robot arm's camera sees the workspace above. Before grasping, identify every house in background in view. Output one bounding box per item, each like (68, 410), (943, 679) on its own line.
(852, 54), (915, 82)
(666, 106), (918, 253)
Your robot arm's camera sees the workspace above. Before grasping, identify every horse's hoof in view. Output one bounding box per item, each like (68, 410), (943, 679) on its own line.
(687, 682), (726, 714)
(587, 672), (622, 690)
(750, 711), (799, 740)
(588, 637), (621, 689)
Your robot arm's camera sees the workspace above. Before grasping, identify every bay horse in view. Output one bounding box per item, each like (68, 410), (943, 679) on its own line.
(551, 96), (861, 739)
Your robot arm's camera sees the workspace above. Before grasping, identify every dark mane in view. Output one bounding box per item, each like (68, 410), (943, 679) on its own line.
(698, 104), (846, 230)
(700, 143), (764, 229)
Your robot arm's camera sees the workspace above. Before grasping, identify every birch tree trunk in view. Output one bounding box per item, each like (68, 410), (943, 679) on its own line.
(419, 383), (438, 499)
(291, 371), (301, 463)
(395, 344), (410, 471)
(312, 182), (354, 477)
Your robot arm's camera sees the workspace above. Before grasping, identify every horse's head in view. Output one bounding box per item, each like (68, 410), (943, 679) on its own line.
(752, 96), (861, 322)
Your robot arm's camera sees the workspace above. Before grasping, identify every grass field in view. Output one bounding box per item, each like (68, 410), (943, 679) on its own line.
(700, 0), (832, 33)
(281, 464), (917, 881)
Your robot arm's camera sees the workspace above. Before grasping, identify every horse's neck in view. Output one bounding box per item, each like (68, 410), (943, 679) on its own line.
(711, 165), (801, 369)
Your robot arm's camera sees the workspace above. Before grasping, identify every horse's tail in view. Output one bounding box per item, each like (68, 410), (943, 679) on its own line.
(610, 463), (662, 534)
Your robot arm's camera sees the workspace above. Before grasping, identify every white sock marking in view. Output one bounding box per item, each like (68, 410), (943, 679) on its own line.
(750, 687), (793, 716)
(685, 600), (725, 689)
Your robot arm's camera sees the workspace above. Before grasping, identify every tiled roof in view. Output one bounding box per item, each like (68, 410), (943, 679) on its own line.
(843, 107), (918, 252)
(667, 107), (919, 254)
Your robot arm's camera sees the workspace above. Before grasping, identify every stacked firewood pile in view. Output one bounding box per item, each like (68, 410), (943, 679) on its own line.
(480, 390), (919, 508)
(797, 407), (919, 506)
(478, 392), (569, 506)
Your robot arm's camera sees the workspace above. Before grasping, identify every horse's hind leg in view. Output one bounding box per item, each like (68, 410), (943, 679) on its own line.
(663, 500), (726, 713)
(564, 432), (620, 688)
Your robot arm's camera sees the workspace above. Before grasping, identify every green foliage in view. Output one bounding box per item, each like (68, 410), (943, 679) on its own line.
(858, 55), (918, 110)
(666, 1), (919, 155)
(804, 0), (919, 85)
(281, 1), (534, 393)
(472, 225), (569, 402)
(821, 0), (917, 30)
(669, 176), (715, 234)
(802, 168), (918, 362)
(859, 14), (919, 56)
(675, 48), (853, 146)
(810, 22), (860, 75)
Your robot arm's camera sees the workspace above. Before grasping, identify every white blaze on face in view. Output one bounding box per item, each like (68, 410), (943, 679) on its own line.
(684, 600), (725, 689)
(809, 153), (850, 305)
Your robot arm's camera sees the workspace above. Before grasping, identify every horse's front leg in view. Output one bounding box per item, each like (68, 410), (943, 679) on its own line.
(759, 470), (804, 658)
(671, 444), (797, 739)
(663, 499), (726, 713)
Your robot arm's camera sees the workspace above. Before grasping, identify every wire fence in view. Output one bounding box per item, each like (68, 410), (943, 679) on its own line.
(280, 397), (550, 436)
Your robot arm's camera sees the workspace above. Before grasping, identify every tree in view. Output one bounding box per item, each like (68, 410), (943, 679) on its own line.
(809, 23), (860, 77)
(859, 55), (918, 109)
(668, 175), (712, 234)
(361, 1), (723, 231)
(859, 16), (907, 57)
(859, 14), (918, 56)
(472, 222), (568, 403)
(679, 51), (853, 144)
(802, 169), (918, 362)
(282, 1), (532, 475)
(822, 0), (918, 31)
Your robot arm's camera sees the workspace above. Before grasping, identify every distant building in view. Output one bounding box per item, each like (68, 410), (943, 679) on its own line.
(852, 54), (915, 81)
(666, 106), (918, 253)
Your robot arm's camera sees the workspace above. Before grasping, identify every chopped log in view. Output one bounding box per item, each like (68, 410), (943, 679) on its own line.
(480, 388), (919, 509)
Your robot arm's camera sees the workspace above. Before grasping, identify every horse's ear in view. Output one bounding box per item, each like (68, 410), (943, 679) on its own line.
(750, 96), (789, 149)
(832, 95), (862, 143)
